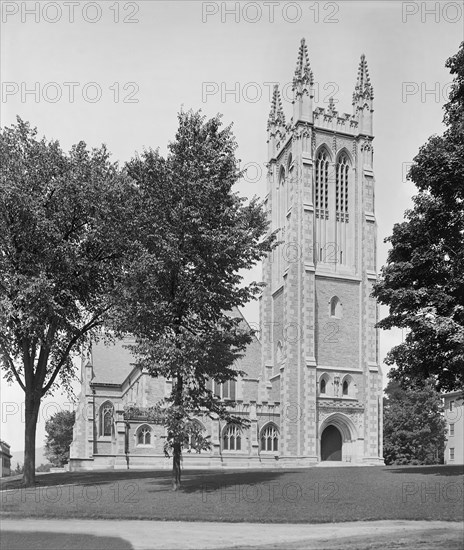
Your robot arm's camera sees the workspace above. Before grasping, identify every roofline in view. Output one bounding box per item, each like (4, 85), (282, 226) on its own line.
(441, 391), (464, 398)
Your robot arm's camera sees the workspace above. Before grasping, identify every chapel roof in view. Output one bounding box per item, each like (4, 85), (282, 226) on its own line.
(89, 308), (261, 385)
(90, 336), (138, 385)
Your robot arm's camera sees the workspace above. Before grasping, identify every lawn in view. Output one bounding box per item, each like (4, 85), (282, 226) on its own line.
(1, 465), (463, 523)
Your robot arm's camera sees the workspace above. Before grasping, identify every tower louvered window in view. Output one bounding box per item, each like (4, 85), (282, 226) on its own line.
(315, 150), (329, 219)
(336, 154), (349, 223)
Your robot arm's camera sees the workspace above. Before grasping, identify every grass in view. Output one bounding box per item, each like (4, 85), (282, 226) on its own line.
(1, 465), (463, 523)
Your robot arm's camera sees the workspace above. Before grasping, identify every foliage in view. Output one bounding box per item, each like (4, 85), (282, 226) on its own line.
(383, 379), (446, 465)
(373, 43), (464, 392)
(14, 462), (23, 475)
(36, 463), (52, 472)
(0, 117), (138, 485)
(44, 410), (76, 466)
(117, 110), (275, 488)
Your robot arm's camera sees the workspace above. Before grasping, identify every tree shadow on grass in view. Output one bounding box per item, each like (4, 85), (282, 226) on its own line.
(387, 465), (464, 476)
(155, 469), (290, 494)
(0, 469), (171, 491)
(0, 468), (289, 494)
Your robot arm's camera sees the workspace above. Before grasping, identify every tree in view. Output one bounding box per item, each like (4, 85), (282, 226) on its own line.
(119, 111), (275, 489)
(0, 118), (138, 486)
(373, 43), (464, 392)
(383, 379), (446, 465)
(44, 410), (76, 466)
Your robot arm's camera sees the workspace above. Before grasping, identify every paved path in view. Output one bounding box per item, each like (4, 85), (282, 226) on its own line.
(1, 519), (463, 549)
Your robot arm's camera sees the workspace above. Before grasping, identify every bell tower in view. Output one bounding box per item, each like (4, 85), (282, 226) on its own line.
(259, 39), (383, 465)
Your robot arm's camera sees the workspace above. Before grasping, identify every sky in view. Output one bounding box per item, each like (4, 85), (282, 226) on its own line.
(1, 0), (463, 455)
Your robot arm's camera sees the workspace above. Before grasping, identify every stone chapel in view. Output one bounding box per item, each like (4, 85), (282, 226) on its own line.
(69, 39), (384, 471)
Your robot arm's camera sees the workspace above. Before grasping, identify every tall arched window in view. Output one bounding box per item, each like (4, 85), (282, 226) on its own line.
(320, 374), (329, 395)
(100, 401), (113, 437)
(186, 420), (205, 452)
(329, 296), (342, 318)
(342, 380), (349, 396)
(223, 424), (241, 451)
(260, 424), (279, 452)
(315, 149), (329, 220)
(136, 424), (152, 445)
(279, 166), (286, 229)
(336, 154), (349, 223)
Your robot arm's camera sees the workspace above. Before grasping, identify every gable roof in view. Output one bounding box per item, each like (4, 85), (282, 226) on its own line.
(89, 308), (261, 385)
(90, 336), (138, 385)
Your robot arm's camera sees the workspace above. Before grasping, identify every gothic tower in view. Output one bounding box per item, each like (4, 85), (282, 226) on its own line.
(260, 39), (383, 465)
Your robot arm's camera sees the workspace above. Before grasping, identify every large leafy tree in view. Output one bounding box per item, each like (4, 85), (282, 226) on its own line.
(119, 111), (274, 489)
(0, 118), (138, 486)
(383, 380), (446, 465)
(373, 43), (464, 392)
(44, 410), (76, 466)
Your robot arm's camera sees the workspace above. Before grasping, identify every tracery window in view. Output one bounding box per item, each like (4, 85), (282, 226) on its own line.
(223, 424), (241, 451)
(186, 420), (205, 452)
(260, 424), (279, 452)
(315, 150), (329, 219)
(100, 401), (113, 437)
(336, 154), (349, 223)
(136, 424), (152, 445)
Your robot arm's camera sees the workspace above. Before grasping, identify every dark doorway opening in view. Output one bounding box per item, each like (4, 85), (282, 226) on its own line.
(321, 425), (342, 461)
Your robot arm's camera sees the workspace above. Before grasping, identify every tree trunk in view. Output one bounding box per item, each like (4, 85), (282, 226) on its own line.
(172, 441), (181, 491)
(23, 391), (40, 487)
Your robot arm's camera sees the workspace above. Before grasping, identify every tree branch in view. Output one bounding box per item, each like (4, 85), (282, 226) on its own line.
(0, 341), (26, 392)
(41, 307), (111, 396)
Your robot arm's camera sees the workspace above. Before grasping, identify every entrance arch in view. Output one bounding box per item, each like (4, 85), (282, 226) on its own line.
(321, 425), (342, 461)
(319, 412), (359, 463)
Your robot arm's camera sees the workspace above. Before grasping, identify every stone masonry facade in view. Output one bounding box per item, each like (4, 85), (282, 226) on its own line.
(69, 39), (384, 471)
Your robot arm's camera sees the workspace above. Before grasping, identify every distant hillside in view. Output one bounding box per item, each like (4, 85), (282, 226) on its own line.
(10, 446), (51, 468)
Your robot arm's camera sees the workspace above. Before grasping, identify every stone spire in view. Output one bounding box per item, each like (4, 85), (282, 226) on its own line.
(352, 54), (374, 136)
(292, 38), (314, 124)
(267, 85), (286, 160)
(352, 54), (374, 103)
(267, 85), (286, 129)
(293, 37), (314, 88)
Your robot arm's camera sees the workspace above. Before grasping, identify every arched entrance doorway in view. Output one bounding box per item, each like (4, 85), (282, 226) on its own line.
(321, 425), (342, 461)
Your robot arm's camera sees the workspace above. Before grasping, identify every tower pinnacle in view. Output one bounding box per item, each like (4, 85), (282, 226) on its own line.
(352, 54), (374, 103)
(293, 38), (314, 87)
(268, 85), (286, 129)
(352, 54), (374, 136)
(292, 38), (314, 124)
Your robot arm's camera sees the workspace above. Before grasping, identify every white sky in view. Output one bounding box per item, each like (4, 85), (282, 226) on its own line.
(1, 1), (463, 454)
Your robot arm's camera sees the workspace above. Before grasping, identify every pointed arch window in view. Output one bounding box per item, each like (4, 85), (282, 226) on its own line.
(186, 420), (205, 452)
(136, 424), (152, 445)
(320, 378), (326, 394)
(100, 401), (113, 437)
(329, 296), (342, 318)
(342, 380), (349, 396)
(279, 166), (287, 231)
(260, 424), (279, 452)
(315, 149), (329, 219)
(336, 154), (349, 223)
(223, 424), (241, 451)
